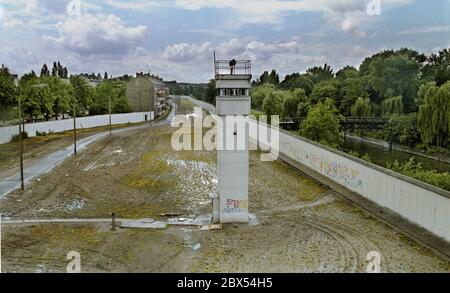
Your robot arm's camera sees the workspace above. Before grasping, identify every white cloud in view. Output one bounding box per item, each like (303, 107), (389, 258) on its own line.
(1, 10), (26, 28)
(159, 37), (378, 82)
(44, 13), (148, 56)
(104, 0), (161, 11)
(163, 42), (213, 62)
(0, 47), (41, 73)
(102, 0), (414, 36)
(163, 38), (302, 63)
(398, 25), (450, 34)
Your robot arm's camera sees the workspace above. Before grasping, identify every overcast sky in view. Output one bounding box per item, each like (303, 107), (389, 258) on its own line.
(1, 0), (449, 82)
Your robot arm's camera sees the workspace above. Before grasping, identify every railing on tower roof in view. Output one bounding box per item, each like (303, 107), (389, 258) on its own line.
(214, 59), (251, 76)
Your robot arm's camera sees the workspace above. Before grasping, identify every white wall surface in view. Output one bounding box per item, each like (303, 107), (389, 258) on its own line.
(216, 97), (251, 116)
(0, 112), (153, 144)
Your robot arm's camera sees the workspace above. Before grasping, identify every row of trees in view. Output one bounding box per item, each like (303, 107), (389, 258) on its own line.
(40, 62), (69, 79)
(250, 48), (450, 149)
(0, 64), (131, 122)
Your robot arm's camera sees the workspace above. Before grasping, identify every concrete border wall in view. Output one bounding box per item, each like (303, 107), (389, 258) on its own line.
(263, 125), (450, 242)
(186, 96), (450, 242)
(0, 112), (154, 144)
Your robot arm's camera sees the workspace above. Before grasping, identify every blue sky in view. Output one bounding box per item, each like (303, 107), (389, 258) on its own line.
(0, 0), (449, 82)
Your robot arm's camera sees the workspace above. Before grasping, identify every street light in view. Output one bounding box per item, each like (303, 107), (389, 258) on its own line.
(73, 99), (77, 155)
(18, 83), (48, 190)
(73, 83), (91, 156)
(18, 92), (24, 190)
(112, 83), (124, 135)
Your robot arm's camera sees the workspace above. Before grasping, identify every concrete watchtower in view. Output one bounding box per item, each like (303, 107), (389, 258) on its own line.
(213, 56), (252, 223)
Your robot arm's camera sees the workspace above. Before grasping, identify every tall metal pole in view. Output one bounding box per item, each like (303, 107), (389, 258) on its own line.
(109, 95), (112, 135)
(18, 95), (24, 191)
(73, 102), (77, 155)
(18, 83), (48, 188)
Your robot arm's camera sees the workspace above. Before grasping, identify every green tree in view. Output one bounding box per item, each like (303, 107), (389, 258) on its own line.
(360, 49), (397, 76)
(20, 80), (54, 120)
(57, 61), (64, 77)
(416, 82), (438, 106)
(310, 80), (338, 104)
(91, 81), (131, 115)
(62, 67), (69, 79)
(262, 91), (282, 121)
(251, 84), (275, 109)
(282, 89), (306, 122)
(296, 101), (311, 119)
(255, 69), (280, 85)
(422, 48), (450, 86)
(113, 95), (132, 113)
(268, 69), (280, 85)
(351, 97), (372, 117)
(306, 63), (334, 84)
(381, 96), (403, 117)
(299, 99), (342, 148)
(417, 81), (450, 148)
(338, 77), (369, 116)
(280, 73), (314, 95)
(336, 66), (359, 81)
(42, 76), (74, 119)
(19, 71), (38, 88)
(204, 79), (216, 104)
(366, 54), (420, 112)
(384, 114), (420, 146)
(70, 76), (94, 115)
(0, 65), (17, 108)
(40, 63), (50, 77)
(52, 62), (57, 77)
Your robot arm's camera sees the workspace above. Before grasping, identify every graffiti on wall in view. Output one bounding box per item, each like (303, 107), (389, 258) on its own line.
(223, 198), (248, 214)
(321, 159), (363, 189)
(284, 138), (364, 190)
(284, 140), (304, 162)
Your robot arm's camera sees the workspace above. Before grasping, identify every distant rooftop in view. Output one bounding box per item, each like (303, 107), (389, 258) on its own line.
(136, 72), (166, 86)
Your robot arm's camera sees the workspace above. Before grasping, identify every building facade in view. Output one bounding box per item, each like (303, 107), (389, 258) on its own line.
(126, 73), (170, 116)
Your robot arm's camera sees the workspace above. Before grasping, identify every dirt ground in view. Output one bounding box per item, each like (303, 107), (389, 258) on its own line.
(0, 100), (449, 273)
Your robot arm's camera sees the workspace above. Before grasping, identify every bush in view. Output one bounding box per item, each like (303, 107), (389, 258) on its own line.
(387, 157), (450, 191)
(299, 99), (342, 148)
(347, 150), (372, 162)
(361, 153), (372, 162)
(36, 130), (47, 136)
(384, 113), (421, 146)
(10, 131), (28, 143)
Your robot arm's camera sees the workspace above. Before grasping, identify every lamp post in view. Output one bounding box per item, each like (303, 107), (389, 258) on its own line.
(112, 83), (124, 135)
(73, 100), (77, 155)
(18, 83), (48, 190)
(73, 83), (87, 156)
(107, 87), (112, 136)
(18, 93), (24, 191)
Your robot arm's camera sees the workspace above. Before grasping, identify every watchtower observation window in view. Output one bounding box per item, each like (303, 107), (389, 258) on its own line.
(218, 88), (249, 96)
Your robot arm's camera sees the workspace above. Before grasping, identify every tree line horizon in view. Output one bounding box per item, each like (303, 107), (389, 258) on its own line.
(172, 47), (449, 151)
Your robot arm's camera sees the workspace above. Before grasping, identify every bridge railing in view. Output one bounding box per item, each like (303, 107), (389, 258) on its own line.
(279, 117), (390, 131)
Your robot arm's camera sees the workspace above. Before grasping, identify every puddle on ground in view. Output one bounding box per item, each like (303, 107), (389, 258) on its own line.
(82, 149), (130, 171)
(32, 198), (87, 213)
